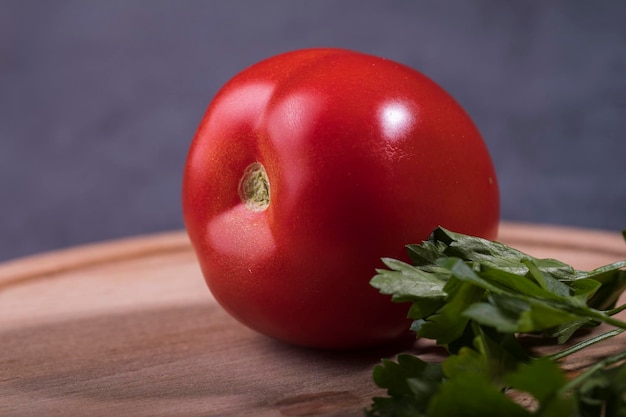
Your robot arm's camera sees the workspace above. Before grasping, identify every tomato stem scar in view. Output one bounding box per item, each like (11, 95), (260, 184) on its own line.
(239, 162), (270, 211)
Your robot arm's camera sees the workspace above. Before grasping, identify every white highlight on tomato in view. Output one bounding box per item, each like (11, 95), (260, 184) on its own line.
(379, 102), (414, 141)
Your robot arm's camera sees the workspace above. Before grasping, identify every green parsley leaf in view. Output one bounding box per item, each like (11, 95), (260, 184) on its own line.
(366, 354), (443, 417)
(427, 373), (531, 417)
(366, 226), (626, 416)
(505, 358), (575, 414)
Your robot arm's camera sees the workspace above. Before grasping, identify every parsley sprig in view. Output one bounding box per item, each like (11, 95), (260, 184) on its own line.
(366, 227), (626, 417)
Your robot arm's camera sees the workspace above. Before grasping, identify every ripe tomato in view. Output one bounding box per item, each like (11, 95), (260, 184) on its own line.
(182, 48), (499, 349)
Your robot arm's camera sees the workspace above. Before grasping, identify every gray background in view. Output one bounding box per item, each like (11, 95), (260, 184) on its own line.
(1, 1), (625, 262)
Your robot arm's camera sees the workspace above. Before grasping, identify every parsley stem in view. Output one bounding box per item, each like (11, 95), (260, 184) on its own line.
(546, 328), (625, 361)
(559, 349), (626, 394)
(606, 302), (626, 316)
(595, 313), (626, 330)
(580, 308), (626, 330)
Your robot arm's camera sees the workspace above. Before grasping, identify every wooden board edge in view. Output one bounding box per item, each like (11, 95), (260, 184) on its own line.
(0, 231), (193, 289)
(1, 221), (624, 290)
(497, 221), (626, 257)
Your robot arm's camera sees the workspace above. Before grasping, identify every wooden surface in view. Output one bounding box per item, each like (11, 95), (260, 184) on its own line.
(1, 222), (625, 417)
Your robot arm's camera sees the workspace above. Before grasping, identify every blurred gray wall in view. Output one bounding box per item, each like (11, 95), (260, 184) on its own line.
(1, 0), (625, 262)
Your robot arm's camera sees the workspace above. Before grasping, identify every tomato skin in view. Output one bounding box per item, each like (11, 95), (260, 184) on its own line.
(182, 48), (499, 349)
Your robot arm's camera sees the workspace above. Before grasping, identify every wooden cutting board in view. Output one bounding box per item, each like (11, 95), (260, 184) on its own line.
(1, 222), (625, 417)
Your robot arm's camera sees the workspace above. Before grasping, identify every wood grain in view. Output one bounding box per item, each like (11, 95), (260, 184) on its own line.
(1, 222), (625, 417)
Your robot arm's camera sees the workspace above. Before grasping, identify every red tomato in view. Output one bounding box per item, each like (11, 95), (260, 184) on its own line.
(182, 48), (499, 349)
